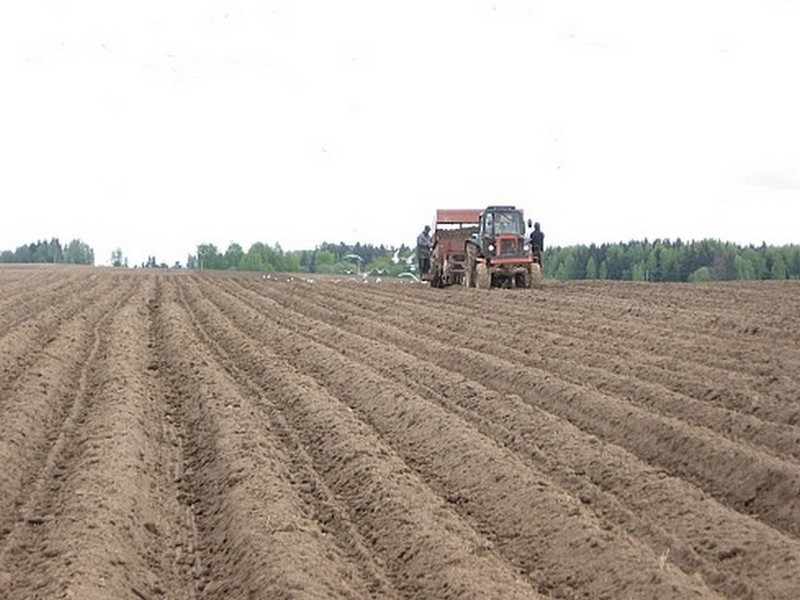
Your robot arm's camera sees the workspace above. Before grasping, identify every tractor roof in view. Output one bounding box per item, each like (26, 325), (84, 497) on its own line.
(484, 205), (518, 212)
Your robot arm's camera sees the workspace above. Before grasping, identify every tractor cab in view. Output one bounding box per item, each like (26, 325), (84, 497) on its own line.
(475, 206), (530, 260)
(481, 207), (525, 237)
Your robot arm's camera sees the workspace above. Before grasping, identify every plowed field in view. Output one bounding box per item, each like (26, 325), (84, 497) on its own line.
(1, 265), (799, 599)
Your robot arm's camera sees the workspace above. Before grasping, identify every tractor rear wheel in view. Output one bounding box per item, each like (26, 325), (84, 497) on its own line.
(429, 263), (443, 287)
(464, 246), (477, 288)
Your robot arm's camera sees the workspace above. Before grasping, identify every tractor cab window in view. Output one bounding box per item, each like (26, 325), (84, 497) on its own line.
(493, 212), (523, 234)
(482, 213), (494, 236)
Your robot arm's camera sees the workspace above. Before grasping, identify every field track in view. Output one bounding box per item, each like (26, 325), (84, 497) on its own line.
(1, 265), (799, 599)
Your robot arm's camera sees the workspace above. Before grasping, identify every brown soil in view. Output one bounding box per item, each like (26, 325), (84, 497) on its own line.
(1, 265), (799, 599)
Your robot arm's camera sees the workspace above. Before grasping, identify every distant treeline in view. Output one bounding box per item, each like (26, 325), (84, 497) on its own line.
(544, 239), (800, 281)
(194, 241), (413, 275)
(0, 238), (95, 265)
(6, 237), (798, 282)
(199, 238), (800, 282)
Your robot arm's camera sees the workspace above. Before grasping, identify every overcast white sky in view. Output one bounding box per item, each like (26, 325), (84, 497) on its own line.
(2, 1), (799, 266)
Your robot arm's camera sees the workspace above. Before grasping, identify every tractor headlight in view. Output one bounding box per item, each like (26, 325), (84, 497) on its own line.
(523, 243), (531, 252)
(488, 244), (495, 254)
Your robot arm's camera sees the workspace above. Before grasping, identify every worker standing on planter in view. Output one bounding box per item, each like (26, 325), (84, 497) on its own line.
(416, 225), (432, 275)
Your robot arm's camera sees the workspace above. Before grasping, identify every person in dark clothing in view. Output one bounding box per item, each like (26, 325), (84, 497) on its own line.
(530, 222), (544, 252)
(530, 221), (544, 263)
(416, 225), (432, 274)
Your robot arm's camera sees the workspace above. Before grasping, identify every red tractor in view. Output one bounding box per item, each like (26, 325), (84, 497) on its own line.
(423, 206), (542, 289)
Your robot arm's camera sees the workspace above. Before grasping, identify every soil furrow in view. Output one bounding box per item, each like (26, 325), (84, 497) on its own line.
(0, 268), (84, 332)
(351, 282), (800, 426)
(0, 272), (112, 400)
(0, 274), (149, 598)
(3, 267), (799, 599)
(254, 280), (800, 541)
(309, 282), (800, 459)
(177, 275), (542, 599)
(153, 276), (400, 599)
(196, 275), (717, 599)
(367, 280), (800, 384)
(0, 273), (134, 544)
(227, 278), (800, 598)
(1, 273), (205, 599)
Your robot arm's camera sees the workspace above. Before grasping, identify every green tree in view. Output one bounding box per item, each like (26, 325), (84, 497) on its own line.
(769, 249), (787, 279)
(786, 246), (800, 279)
(365, 255), (401, 276)
(14, 245), (32, 263)
(733, 255), (756, 280)
(689, 266), (712, 282)
(585, 255), (598, 279)
(710, 244), (735, 280)
(742, 246), (767, 279)
(30, 238), (63, 263)
(629, 243), (646, 277)
(197, 243), (224, 270)
(110, 248), (126, 267)
(605, 245), (627, 279)
(314, 249), (337, 274)
(282, 251), (302, 273)
(264, 243), (283, 271)
(645, 244), (660, 281)
(554, 253), (578, 280)
(224, 242), (245, 270)
(64, 239), (94, 265)
(242, 242), (271, 272)
(632, 262), (647, 281)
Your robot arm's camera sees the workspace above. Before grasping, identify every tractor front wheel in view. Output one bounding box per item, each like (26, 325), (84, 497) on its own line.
(475, 263), (491, 289)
